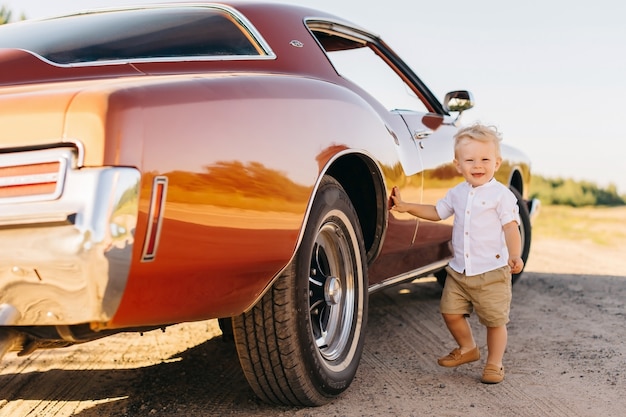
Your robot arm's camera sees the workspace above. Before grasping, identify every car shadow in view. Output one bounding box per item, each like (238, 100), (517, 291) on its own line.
(0, 331), (281, 415)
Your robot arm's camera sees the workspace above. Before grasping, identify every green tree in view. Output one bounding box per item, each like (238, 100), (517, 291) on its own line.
(0, 5), (25, 24)
(0, 5), (12, 24)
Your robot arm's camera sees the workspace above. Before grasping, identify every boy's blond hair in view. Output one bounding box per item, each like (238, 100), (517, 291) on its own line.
(454, 123), (502, 158)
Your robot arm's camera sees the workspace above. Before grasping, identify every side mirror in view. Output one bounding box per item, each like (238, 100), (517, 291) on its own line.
(443, 90), (475, 114)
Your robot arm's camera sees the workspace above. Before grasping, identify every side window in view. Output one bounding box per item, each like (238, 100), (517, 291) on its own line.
(324, 45), (429, 113)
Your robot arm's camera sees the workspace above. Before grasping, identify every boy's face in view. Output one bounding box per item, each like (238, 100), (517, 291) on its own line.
(454, 138), (502, 187)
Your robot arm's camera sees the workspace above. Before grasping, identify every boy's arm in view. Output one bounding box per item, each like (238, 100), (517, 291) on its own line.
(390, 186), (441, 221)
(503, 220), (524, 274)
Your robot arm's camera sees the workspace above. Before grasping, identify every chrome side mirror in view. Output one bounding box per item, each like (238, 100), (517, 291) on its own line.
(443, 90), (475, 114)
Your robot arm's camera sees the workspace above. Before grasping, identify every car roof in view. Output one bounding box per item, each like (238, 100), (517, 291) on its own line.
(0, 2), (370, 85)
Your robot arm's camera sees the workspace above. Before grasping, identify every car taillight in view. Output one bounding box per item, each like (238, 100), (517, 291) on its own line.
(0, 147), (73, 203)
(0, 161), (61, 199)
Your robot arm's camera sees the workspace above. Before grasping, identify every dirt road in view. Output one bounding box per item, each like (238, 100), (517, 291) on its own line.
(1, 235), (625, 416)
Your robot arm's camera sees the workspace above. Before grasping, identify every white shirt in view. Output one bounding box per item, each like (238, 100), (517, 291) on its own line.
(435, 179), (520, 276)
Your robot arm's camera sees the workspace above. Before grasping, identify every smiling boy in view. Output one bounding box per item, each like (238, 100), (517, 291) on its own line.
(390, 123), (522, 384)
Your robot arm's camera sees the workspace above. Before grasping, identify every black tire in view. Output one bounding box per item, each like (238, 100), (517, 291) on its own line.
(217, 317), (234, 343)
(511, 187), (531, 284)
(233, 176), (368, 406)
(434, 267), (447, 287)
(434, 187), (531, 286)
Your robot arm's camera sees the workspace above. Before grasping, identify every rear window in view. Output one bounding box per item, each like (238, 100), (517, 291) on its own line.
(0, 6), (270, 65)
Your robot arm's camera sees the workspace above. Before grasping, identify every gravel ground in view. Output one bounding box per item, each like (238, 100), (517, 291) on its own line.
(1, 228), (625, 417)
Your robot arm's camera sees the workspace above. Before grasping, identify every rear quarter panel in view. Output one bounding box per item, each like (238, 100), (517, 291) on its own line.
(95, 73), (400, 327)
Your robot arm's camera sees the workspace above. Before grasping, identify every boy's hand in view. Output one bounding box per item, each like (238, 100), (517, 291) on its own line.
(509, 257), (524, 274)
(389, 186), (402, 211)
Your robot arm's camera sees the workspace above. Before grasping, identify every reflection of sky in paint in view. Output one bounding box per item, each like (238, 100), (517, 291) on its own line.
(6, 0), (626, 193)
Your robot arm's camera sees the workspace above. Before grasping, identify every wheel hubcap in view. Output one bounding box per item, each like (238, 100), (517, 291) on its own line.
(324, 276), (342, 306)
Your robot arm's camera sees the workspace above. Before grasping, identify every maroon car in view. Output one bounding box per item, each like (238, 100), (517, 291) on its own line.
(0, 1), (537, 406)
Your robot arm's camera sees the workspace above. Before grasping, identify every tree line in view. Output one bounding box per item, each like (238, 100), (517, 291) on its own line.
(530, 175), (625, 207)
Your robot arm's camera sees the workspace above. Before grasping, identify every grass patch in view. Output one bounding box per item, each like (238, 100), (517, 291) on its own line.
(532, 205), (626, 245)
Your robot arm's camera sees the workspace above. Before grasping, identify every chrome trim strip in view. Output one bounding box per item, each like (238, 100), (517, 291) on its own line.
(13, 49), (276, 69)
(305, 18), (376, 42)
(368, 259), (451, 294)
(74, 54), (276, 68)
(63, 139), (85, 167)
(0, 172), (58, 187)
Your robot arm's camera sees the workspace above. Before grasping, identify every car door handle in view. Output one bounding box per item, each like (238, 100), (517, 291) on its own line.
(413, 129), (433, 140)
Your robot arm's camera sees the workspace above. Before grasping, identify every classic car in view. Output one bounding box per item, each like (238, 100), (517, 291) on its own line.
(0, 1), (538, 406)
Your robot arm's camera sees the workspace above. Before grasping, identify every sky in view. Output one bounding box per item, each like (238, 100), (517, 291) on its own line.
(3, 0), (626, 194)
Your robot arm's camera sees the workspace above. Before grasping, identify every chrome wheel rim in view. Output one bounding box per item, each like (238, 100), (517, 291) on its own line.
(308, 213), (357, 363)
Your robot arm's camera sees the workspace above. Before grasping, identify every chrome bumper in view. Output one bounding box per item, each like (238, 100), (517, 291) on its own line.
(0, 156), (140, 326)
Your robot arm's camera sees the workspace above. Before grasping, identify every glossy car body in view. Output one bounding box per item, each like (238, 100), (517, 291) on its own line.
(0, 1), (537, 406)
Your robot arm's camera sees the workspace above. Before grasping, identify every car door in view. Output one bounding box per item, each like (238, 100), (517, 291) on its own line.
(397, 111), (460, 265)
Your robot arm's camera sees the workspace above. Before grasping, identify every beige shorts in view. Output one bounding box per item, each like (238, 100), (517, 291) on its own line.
(439, 265), (512, 327)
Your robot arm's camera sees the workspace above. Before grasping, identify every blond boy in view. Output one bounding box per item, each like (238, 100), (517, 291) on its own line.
(391, 123), (523, 383)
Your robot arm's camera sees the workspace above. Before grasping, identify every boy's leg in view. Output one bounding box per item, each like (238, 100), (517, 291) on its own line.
(439, 268), (475, 352)
(442, 313), (476, 351)
(481, 325), (507, 383)
(486, 325), (507, 367)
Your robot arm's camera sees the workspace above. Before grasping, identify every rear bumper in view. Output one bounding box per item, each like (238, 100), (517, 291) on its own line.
(0, 152), (140, 326)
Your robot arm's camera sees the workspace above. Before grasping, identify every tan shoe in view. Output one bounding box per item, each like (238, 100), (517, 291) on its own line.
(437, 346), (480, 367)
(481, 364), (505, 384)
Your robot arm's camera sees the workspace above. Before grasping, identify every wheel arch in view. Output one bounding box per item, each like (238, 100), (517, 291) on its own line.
(236, 151), (386, 316)
(508, 167), (525, 197)
(324, 151), (387, 266)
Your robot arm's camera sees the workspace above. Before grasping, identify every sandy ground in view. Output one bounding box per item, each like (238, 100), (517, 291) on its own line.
(1, 232), (625, 416)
